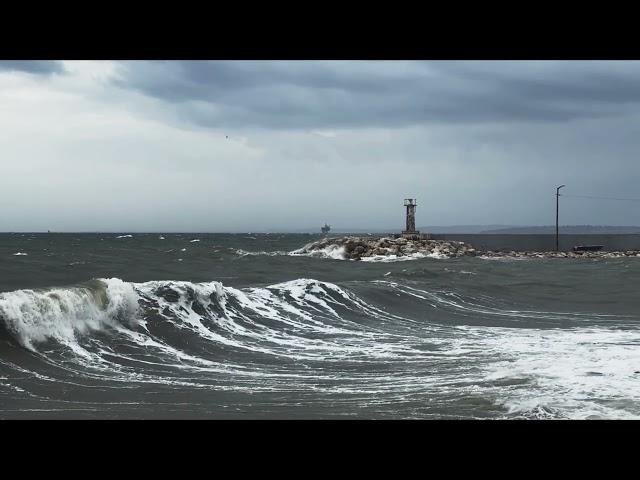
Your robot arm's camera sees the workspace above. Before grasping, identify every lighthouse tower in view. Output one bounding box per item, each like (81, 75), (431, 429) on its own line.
(402, 198), (419, 237)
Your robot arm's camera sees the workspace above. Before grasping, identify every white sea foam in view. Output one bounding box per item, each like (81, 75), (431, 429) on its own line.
(474, 326), (640, 419)
(290, 242), (450, 262)
(235, 249), (287, 257)
(289, 244), (346, 260)
(371, 280), (640, 418)
(360, 251), (449, 262)
(129, 277), (425, 364)
(190, 239), (200, 243)
(13, 252), (28, 256)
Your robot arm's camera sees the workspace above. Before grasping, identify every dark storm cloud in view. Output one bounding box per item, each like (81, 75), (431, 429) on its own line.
(113, 61), (640, 129)
(0, 60), (65, 75)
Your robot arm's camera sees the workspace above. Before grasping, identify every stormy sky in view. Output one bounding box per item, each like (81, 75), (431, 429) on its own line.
(1, 60), (640, 232)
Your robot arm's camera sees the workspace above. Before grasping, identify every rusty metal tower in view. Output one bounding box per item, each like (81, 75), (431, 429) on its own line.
(402, 198), (419, 236)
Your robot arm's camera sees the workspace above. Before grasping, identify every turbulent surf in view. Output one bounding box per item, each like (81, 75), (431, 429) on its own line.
(1, 233), (639, 419)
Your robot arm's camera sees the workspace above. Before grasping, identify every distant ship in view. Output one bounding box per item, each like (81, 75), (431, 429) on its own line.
(321, 223), (331, 234)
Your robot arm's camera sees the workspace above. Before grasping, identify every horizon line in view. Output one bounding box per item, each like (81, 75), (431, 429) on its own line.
(2, 224), (640, 234)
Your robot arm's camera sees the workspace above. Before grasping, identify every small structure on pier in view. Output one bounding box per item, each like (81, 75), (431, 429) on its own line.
(402, 198), (421, 238)
(389, 198), (430, 240)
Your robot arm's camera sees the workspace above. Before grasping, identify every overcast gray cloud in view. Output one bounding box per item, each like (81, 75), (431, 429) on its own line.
(1, 60), (640, 232)
(0, 60), (65, 75)
(114, 61), (640, 129)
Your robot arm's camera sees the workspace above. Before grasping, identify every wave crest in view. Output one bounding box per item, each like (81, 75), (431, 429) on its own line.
(289, 243), (347, 260)
(0, 278), (139, 350)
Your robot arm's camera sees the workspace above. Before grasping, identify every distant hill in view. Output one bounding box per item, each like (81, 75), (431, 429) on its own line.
(418, 225), (516, 234)
(480, 225), (640, 234)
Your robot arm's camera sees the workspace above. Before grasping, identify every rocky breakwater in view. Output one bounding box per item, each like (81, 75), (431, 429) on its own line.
(292, 236), (640, 261)
(480, 249), (640, 259)
(294, 236), (477, 260)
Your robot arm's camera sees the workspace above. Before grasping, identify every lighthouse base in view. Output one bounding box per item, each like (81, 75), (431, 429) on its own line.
(400, 231), (431, 240)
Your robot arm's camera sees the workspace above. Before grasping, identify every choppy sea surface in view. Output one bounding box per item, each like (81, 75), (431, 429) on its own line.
(1, 232), (639, 419)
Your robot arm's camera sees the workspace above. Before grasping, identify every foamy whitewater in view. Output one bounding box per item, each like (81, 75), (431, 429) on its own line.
(1, 232), (639, 419)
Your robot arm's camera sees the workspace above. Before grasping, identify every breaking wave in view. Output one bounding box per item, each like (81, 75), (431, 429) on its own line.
(289, 243), (347, 260)
(0, 278), (139, 351)
(1, 276), (639, 419)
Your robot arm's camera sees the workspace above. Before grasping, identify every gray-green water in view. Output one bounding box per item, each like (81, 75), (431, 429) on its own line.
(1, 233), (639, 419)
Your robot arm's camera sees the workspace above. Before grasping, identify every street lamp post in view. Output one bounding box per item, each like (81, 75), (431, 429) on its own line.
(556, 184), (565, 251)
